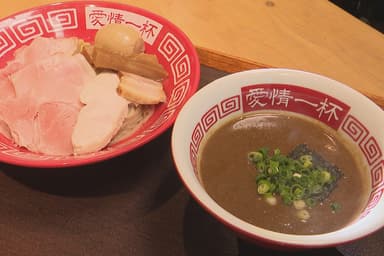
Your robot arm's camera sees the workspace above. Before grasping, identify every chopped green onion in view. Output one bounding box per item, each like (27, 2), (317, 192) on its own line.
(320, 170), (331, 184)
(305, 198), (316, 208)
(259, 147), (269, 158)
(292, 185), (305, 199)
(256, 161), (266, 172)
(248, 151), (263, 162)
(299, 154), (313, 168)
(274, 148), (281, 155)
(249, 147), (339, 214)
(269, 160), (280, 174)
(330, 202), (341, 213)
(310, 184), (323, 194)
(257, 180), (272, 194)
(299, 154), (312, 163)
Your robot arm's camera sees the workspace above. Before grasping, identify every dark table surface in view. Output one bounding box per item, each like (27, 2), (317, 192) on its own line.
(0, 66), (383, 256)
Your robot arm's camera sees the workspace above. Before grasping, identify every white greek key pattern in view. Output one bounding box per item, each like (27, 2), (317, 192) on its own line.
(341, 114), (382, 166)
(158, 32), (185, 62)
(171, 54), (191, 85)
(0, 29), (16, 58)
(11, 14), (46, 43)
(0, 8), (79, 58)
(220, 96), (241, 117)
(139, 32), (192, 135)
(202, 105), (220, 132)
(167, 79), (190, 109)
(46, 8), (78, 32)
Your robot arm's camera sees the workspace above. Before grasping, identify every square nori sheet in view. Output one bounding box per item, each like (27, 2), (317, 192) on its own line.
(288, 144), (343, 202)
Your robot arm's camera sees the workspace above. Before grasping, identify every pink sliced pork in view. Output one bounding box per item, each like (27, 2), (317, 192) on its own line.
(0, 101), (82, 156)
(0, 49), (96, 155)
(0, 120), (11, 140)
(0, 71), (15, 99)
(2, 36), (81, 76)
(10, 53), (95, 105)
(0, 96), (38, 151)
(72, 72), (129, 155)
(36, 102), (81, 156)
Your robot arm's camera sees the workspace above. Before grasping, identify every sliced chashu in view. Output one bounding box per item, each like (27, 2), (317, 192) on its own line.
(0, 73), (16, 140)
(10, 53), (96, 106)
(0, 37), (86, 105)
(0, 120), (11, 140)
(36, 102), (80, 156)
(117, 72), (166, 104)
(0, 53), (96, 154)
(0, 96), (38, 151)
(0, 37), (83, 102)
(72, 72), (129, 155)
(0, 71), (15, 99)
(0, 98), (78, 156)
(2, 36), (82, 76)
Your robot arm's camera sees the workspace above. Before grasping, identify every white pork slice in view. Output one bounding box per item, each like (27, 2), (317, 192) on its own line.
(0, 96), (38, 151)
(0, 37), (86, 142)
(0, 120), (11, 140)
(0, 71), (15, 99)
(0, 53), (95, 155)
(0, 72), (15, 140)
(2, 36), (81, 75)
(72, 72), (129, 155)
(36, 102), (80, 156)
(117, 72), (166, 104)
(10, 53), (95, 105)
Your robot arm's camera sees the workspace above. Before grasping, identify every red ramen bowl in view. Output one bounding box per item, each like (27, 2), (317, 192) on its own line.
(0, 1), (200, 167)
(171, 68), (384, 249)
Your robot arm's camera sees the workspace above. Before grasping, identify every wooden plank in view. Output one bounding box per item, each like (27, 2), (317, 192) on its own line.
(1, 0), (384, 107)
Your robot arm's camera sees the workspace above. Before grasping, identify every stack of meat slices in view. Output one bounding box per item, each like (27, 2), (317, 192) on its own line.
(0, 24), (168, 156)
(0, 36), (95, 156)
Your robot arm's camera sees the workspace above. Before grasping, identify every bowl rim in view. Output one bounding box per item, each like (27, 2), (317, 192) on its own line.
(0, 0), (200, 168)
(171, 68), (384, 247)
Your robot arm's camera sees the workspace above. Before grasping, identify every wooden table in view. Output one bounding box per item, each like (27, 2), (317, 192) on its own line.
(2, 0), (384, 108)
(1, 1), (384, 255)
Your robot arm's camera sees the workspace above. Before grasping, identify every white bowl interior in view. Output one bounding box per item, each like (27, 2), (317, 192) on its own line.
(171, 68), (384, 247)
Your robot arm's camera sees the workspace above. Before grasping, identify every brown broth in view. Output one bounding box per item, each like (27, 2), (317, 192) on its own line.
(198, 111), (370, 235)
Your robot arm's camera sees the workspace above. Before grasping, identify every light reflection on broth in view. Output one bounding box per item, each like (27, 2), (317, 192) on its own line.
(198, 111), (370, 235)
